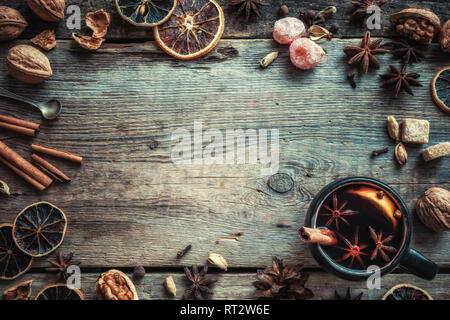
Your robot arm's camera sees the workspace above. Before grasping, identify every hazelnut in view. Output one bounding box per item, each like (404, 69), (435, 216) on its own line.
(95, 269), (139, 300)
(416, 187), (450, 232)
(0, 6), (28, 42)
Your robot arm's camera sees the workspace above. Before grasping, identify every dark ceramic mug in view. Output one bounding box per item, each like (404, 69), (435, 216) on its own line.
(303, 177), (438, 281)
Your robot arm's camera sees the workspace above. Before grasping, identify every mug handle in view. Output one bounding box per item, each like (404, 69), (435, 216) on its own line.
(400, 248), (438, 280)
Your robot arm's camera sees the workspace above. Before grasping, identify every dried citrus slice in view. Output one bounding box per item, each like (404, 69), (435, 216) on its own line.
(382, 283), (432, 300)
(0, 224), (33, 280)
(13, 201), (67, 257)
(35, 284), (85, 300)
(154, 0), (225, 60)
(116, 0), (177, 27)
(431, 66), (450, 113)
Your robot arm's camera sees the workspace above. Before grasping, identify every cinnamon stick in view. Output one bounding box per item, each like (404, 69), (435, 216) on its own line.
(31, 144), (83, 164)
(0, 121), (36, 136)
(298, 226), (338, 246)
(0, 141), (52, 187)
(0, 115), (40, 130)
(31, 154), (71, 182)
(0, 156), (46, 191)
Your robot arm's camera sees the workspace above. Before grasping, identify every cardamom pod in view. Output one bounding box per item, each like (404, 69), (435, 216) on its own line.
(260, 51), (279, 68)
(0, 180), (10, 195)
(308, 25), (332, 41)
(163, 275), (176, 297)
(316, 6), (337, 20)
(208, 253), (228, 271)
(395, 142), (407, 165)
(386, 116), (400, 141)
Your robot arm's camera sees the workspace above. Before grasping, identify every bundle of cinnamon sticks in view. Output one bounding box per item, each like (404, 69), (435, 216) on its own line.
(0, 114), (83, 191)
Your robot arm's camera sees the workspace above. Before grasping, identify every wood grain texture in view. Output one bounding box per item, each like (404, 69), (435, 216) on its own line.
(0, 39), (448, 270)
(1, 271), (449, 300)
(3, 0), (450, 40)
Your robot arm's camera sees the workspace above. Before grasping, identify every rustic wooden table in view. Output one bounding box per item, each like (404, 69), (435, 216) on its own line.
(0, 0), (449, 300)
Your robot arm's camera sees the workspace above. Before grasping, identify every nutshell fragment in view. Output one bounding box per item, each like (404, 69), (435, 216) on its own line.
(3, 280), (32, 300)
(31, 29), (56, 51)
(72, 32), (104, 51)
(401, 118), (429, 144)
(86, 9), (111, 38)
(421, 142), (450, 162)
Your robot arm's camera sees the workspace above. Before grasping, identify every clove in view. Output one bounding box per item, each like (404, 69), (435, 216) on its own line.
(347, 72), (357, 88)
(372, 147), (389, 157)
(176, 244), (192, 259)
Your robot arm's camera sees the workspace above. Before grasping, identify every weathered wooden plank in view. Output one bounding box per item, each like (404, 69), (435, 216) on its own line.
(0, 39), (448, 268)
(4, 0), (450, 40)
(1, 271), (449, 300)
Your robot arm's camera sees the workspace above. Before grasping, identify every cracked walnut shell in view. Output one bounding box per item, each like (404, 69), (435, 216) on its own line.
(27, 0), (65, 22)
(86, 9), (111, 38)
(390, 8), (440, 43)
(72, 33), (105, 50)
(31, 29), (56, 51)
(6, 44), (52, 83)
(3, 280), (32, 300)
(416, 187), (450, 232)
(0, 6), (28, 42)
(96, 269), (138, 300)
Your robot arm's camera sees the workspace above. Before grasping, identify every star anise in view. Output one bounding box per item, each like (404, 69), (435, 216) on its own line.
(320, 193), (359, 230)
(350, 0), (388, 27)
(228, 0), (267, 22)
(368, 226), (397, 262)
(182, 265), (217, 300)
(46, 251), (81, 282)
(335, 226), (369, 268)
(253, 256), (313, 300)
(343, 31), (390, 74)
(380, 65), (422, 97)
(383, 39), (426, 64)
(335, 288), (363, 300)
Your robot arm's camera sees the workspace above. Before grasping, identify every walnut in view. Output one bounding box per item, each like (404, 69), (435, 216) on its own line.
(31, 29), (56, 51)
(0, 6), (28, 42)
(390, 8), (440, 43)
(440, 20), (450, 53)
(6, 44), (52, 83)
(95, 269), (138, 300)
(26, 0), (65, 22)
(416, 187), (450, 232)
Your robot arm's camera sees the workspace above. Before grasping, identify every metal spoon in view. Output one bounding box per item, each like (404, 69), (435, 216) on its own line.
(0, 87), (62, 120)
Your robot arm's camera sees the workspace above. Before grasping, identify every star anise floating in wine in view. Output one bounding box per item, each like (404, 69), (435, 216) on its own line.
(350, 0), (388, 27)
(335, 226), (369, 268)
(368, 226), (397, 262)
(46, 251), (81, 282)
(320, 193), (359, 230)
(343, 31), (390, 74)
(380, 65), (422, 97)
(228, 0), (267, 22)
(335, 288), (363, 300)
(182, 265), (217, 300)
(383, 39), (426, 64)
(253, 256), (314, 300)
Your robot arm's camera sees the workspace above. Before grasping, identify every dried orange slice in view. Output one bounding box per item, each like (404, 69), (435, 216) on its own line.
(13, 202), (67, 257)
(431, 66), (450, 113)
(0, 224), (33, 280)
(35, 284), (85, 300)
(116, 0), (177, 27)
(154, 0), (225, 60)
(382, 283), (432, 300)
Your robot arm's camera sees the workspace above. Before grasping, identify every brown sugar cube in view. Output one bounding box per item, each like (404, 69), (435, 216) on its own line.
(401, 119), (429, 144)
(422, 142), (450, 162)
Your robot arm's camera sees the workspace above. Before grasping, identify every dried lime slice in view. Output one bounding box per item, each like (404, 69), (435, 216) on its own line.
(0, 224), (33, 280)
(116, 0), (177, 27)
(13, 202), (67, 257)
(431, 66), (450, 113)
(35, 284), (84, 300)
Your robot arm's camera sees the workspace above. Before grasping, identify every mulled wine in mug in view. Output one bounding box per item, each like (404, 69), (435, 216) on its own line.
(299, 177), (437, 281)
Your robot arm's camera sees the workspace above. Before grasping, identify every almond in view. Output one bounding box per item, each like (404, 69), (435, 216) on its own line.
(386, 116), (400, 141)
(395, 142), (407, 165)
